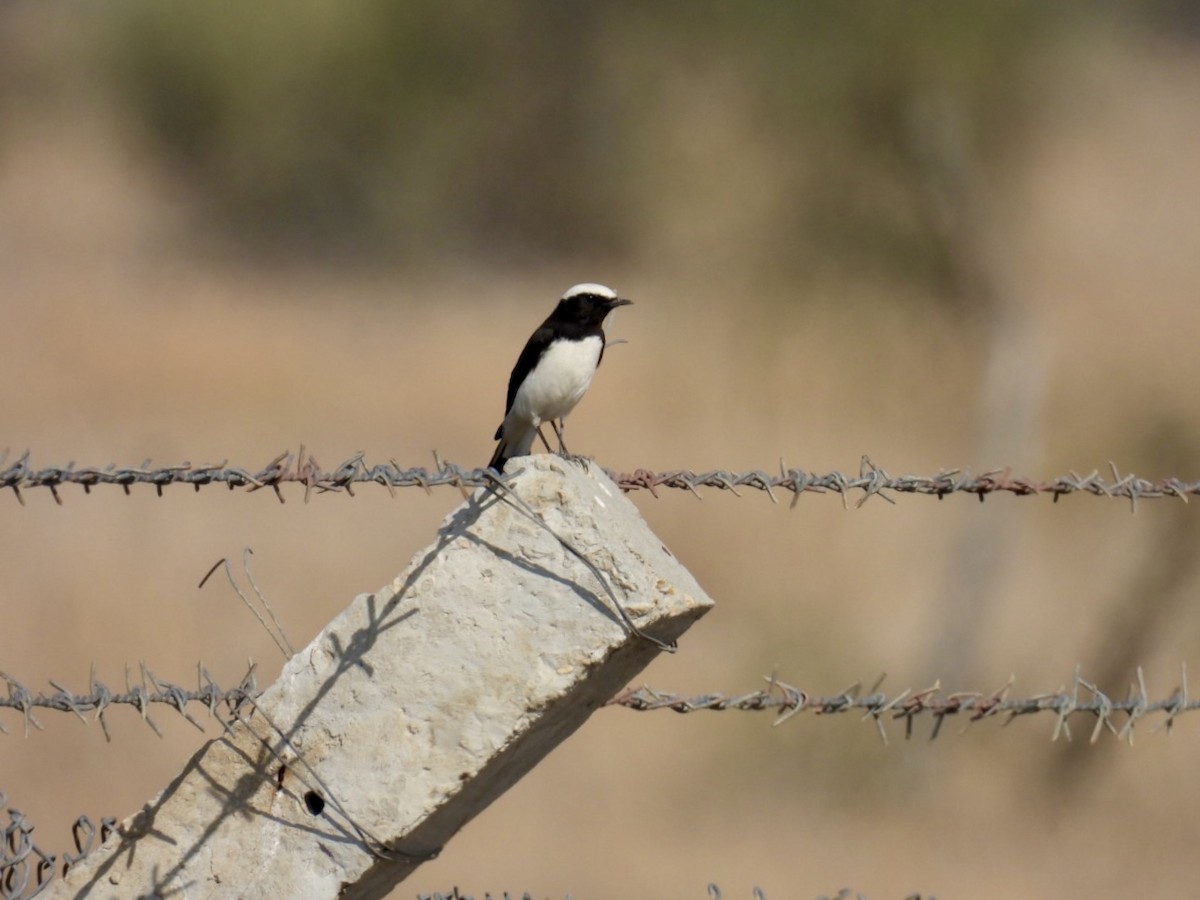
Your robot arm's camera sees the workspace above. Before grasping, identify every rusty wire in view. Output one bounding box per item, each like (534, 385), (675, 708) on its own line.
(609, 665), (1194, 745)
(1, 449), (1196, 508)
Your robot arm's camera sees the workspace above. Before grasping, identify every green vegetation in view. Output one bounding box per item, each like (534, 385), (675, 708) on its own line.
(96, 3), (1138, 280)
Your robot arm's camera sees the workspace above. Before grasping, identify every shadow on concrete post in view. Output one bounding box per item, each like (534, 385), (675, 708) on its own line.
(51, 455), (714, 899)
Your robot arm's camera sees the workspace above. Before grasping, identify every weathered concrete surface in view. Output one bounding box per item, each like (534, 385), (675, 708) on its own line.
(51, 455), (713, 899)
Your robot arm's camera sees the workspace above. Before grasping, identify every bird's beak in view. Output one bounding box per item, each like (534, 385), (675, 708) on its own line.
(612, 297), (633, 308)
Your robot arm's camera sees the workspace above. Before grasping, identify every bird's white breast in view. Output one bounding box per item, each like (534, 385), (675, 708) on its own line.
(511, 335), (604, 424)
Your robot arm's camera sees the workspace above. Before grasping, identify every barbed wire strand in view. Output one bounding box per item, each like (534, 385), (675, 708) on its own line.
(0, 662), (256, 741)
(414, 887), (934, 900)
(1, 799), (117, 900)
(3, 664), (1192, 746)
(608, 664), (1194, 746)
(1, 663), (1184, 898)
(0, 663), (252, 900)
(2, 450), (1196, 508)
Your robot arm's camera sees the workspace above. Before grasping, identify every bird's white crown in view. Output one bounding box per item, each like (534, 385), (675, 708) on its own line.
(562, 283), (617, 300)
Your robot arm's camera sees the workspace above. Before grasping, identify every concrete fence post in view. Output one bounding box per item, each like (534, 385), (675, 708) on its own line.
(50, 455), (714, 899)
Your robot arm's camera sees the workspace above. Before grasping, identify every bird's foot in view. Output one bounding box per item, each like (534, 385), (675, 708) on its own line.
(558, 451), (593, 471)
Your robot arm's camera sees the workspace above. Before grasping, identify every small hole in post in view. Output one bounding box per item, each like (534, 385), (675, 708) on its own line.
(303, 790), (325, 816)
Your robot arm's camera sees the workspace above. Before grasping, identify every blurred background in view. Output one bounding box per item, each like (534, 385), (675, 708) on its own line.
(4, 2), (1200, 896)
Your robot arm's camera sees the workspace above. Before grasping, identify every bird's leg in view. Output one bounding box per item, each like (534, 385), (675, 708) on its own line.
(552, 419), (591, 469)
(536, 424), (554, 454)
(552, 419), (569, 457)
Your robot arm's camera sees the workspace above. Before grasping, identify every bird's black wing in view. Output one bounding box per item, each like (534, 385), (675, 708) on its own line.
(493, 324), (556, 442)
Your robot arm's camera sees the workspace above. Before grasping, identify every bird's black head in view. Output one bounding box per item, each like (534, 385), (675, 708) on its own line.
(553, 282), (633, 327)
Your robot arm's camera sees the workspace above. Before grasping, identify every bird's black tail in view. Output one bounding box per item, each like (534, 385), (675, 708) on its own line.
(488, 415), (542, 472)
(487, 443), (510, 473)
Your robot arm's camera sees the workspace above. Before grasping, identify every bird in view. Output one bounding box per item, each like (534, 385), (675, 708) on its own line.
(487, 283), (632, 472)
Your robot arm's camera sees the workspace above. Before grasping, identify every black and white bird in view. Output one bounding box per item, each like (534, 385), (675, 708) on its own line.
(487, 283), (632, 472)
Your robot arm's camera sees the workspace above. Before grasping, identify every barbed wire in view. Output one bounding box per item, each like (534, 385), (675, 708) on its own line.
(609, 665), (1194, 744)
(0, 665), (257, 898)
(1, 663), (1183, 897)
(1, 800), (115, 900)
(1, 449), (1196, 508)
(6, 664), (1193, 746)
(0, 663), (258, 741)
(415, 887), (935, 900)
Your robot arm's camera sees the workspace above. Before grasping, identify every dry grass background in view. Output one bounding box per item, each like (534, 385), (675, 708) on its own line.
(4, 11), (1200, 899)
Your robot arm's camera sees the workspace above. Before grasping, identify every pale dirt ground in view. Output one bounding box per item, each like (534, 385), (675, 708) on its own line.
(4, 32), (1200, 900)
